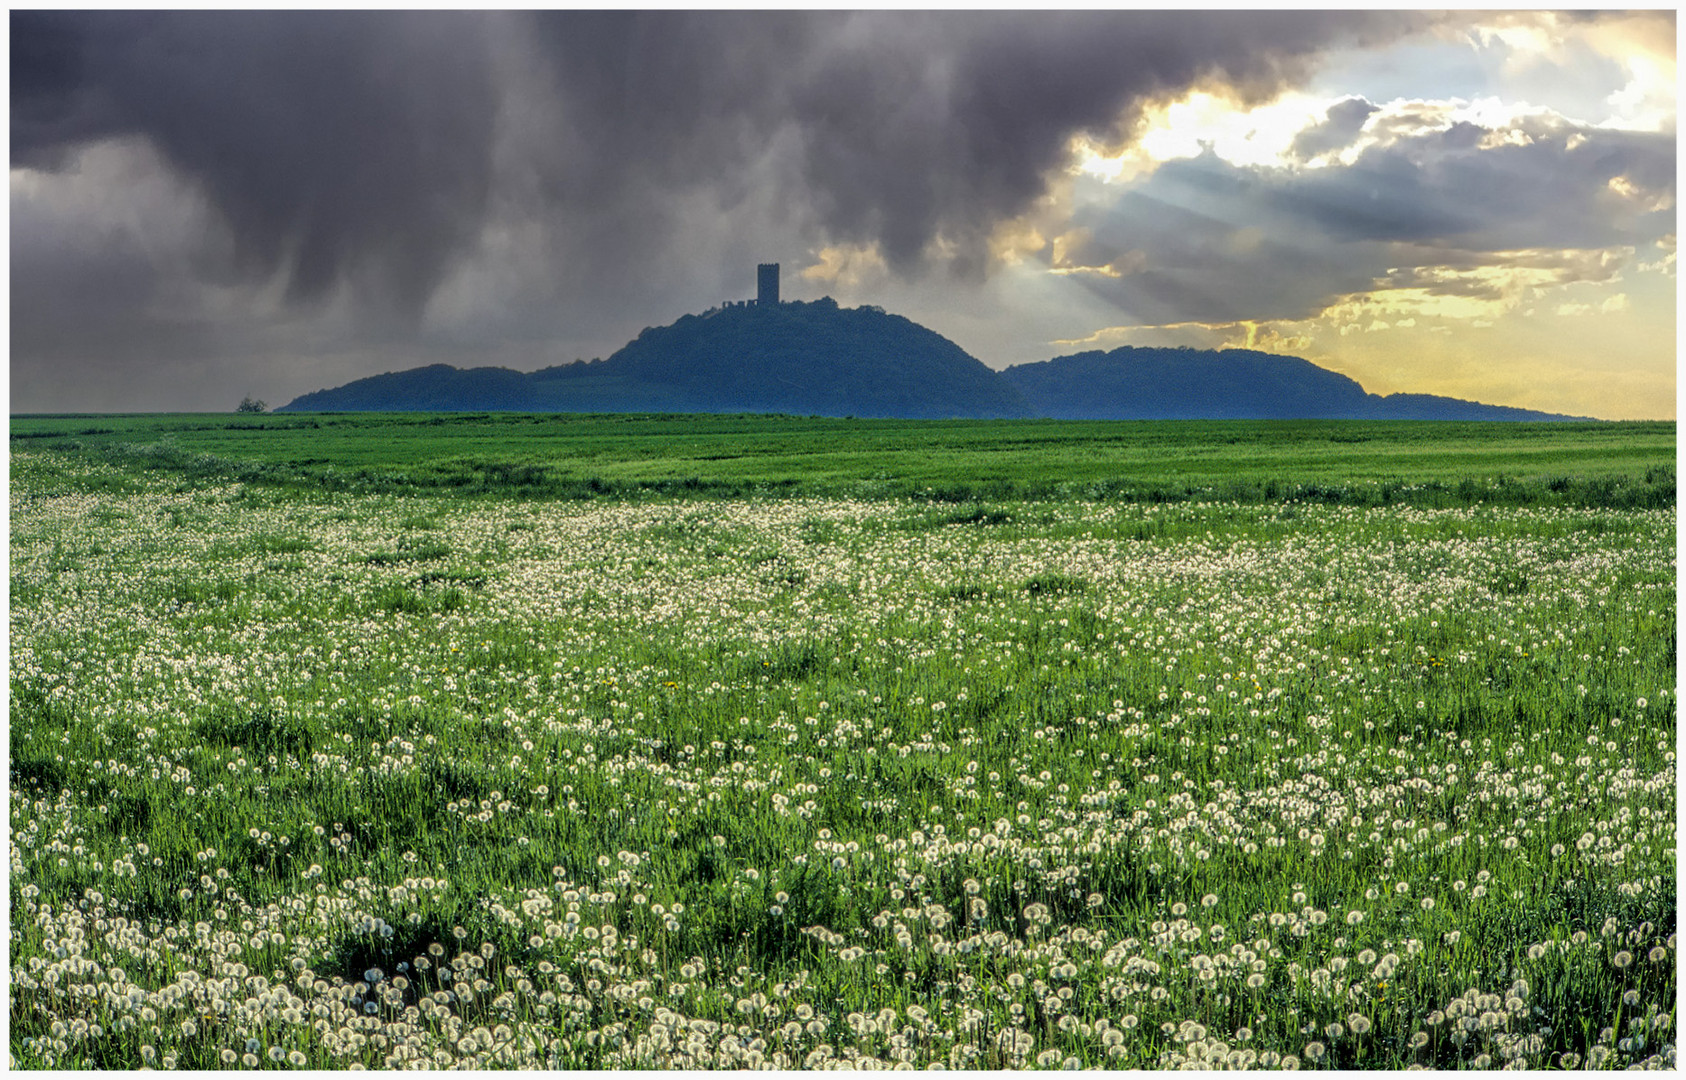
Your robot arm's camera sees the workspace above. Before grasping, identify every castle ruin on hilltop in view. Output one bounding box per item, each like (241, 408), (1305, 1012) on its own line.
(720, 263), (780, 309)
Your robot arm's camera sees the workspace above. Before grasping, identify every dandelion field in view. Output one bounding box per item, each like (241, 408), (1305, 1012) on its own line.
(9, 417), (1677, 1069)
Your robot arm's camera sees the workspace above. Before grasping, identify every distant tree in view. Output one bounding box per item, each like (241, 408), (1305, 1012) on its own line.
(236, 396), (267, 413)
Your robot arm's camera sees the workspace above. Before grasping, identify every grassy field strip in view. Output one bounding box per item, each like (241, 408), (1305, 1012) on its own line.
(8, 440), (1676, 1069)
(9, 414), (1674, 506)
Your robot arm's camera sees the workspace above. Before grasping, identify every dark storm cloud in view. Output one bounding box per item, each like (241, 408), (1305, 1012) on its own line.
(1059, 114), (1675, 326)
(11, 9), (1427, 318)
(13, 10), (502, 312)
(775, 10), (1424, 274)
(1276, 117), (1673, 252)
(1288, 96), (1379, 161)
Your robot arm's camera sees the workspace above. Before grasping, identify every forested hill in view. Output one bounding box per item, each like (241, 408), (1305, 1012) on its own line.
(999, 347), (1590, 421)
(280, 299), (1030, 418)
(278, 302), (1587, 421)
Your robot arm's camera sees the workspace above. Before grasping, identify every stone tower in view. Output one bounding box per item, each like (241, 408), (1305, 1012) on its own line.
(757, 263), (780, 306)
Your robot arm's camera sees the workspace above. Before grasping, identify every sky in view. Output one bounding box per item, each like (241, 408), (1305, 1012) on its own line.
(9, 10), (1677, 418)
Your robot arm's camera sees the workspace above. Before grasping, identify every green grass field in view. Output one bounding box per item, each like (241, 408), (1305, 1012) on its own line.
(9, 415), (1676, 1069)
(10, 412), (1675, 506)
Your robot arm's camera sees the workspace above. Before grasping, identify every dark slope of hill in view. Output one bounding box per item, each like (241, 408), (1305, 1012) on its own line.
(999, 347), (1373, 419)
(999, 347), (1588, 421)
(583, 298), (1030, 417)
(279, 299), (1031, 418)
(279, 364), (538, 412)
(1363, 392), (1591, 421)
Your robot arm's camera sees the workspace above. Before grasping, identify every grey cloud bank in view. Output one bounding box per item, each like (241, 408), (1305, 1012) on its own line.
(1062, 112), (1674, 326)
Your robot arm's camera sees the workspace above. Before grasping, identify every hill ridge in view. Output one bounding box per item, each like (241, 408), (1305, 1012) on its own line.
(277, 302), (1589, 421)
(998, 346), (1588, 422)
